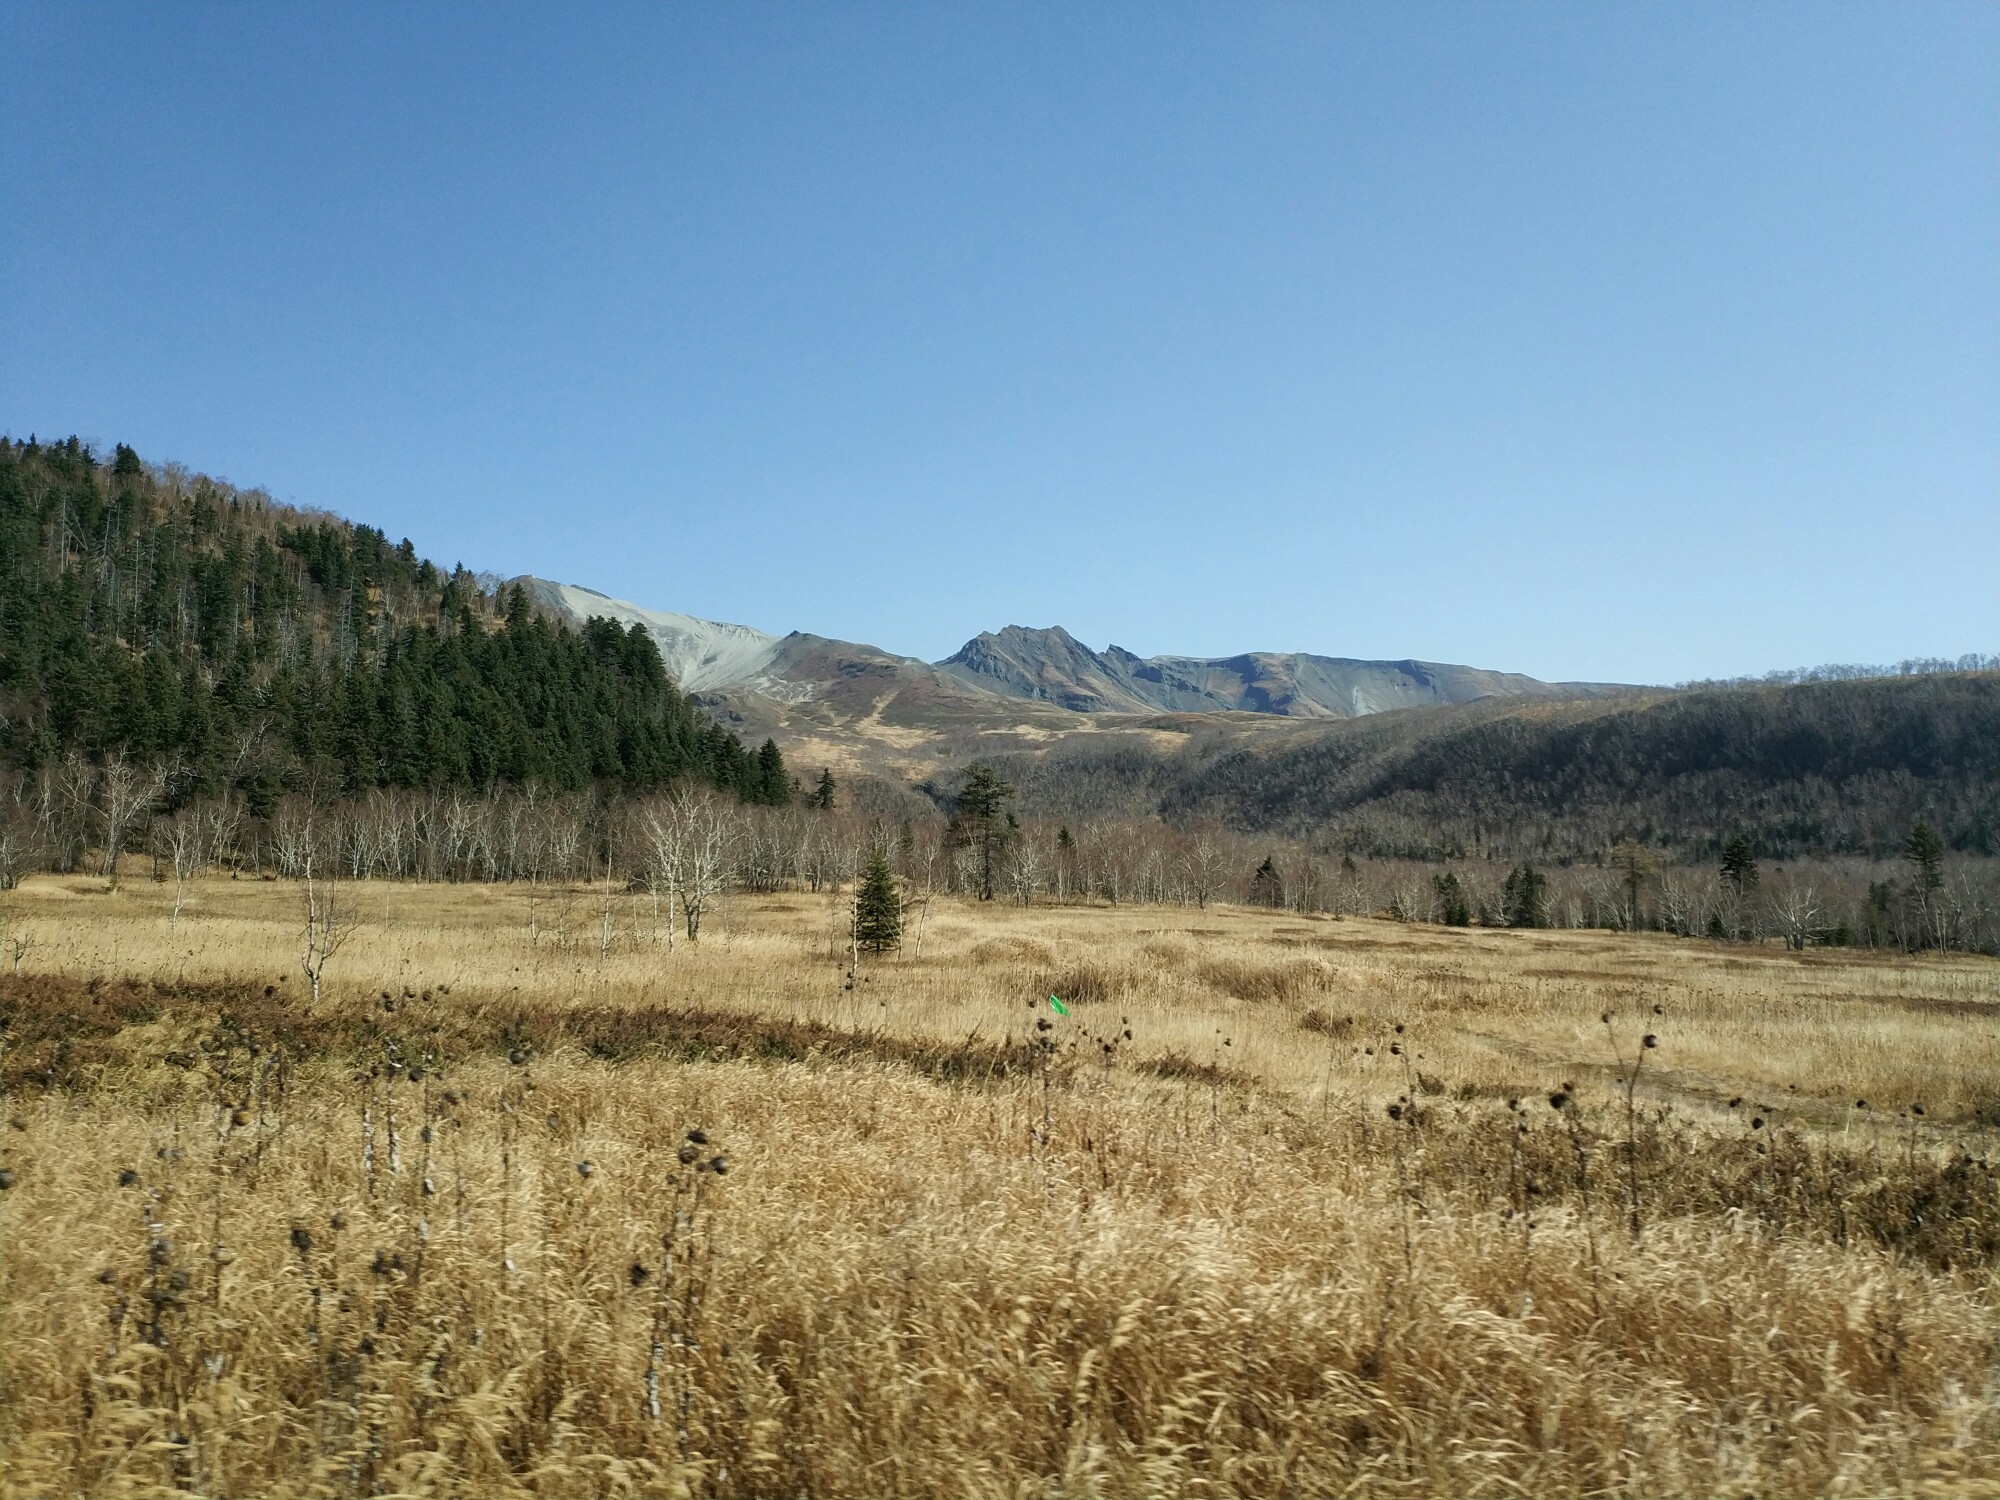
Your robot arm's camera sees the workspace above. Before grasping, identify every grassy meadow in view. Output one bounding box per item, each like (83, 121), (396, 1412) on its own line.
(1, 872), (1995, 1497)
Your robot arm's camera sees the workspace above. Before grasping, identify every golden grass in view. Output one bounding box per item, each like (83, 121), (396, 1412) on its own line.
(1, 874), (1995, 1497)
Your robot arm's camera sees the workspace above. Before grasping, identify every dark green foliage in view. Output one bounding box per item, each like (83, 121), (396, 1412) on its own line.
(1904, 821), (1944, 894)
(951, 763), (1016, 901)
(1432, 870), (1471, 926)
(1720, 837), (1759, 896)
(754, 739), (791, 805)
(1250, 856), (1281, 907)
(0, 437), (780, 802)
(809, 768), (837, 810)
(853, 844), (903, 953)
(1501, 863), (1548, 928)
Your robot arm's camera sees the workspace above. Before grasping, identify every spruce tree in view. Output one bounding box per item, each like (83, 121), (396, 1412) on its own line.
(756, 739), (789, 804)
(853, 844), (903, 953)
(952, 764), (1016, 900)
(1432, 870), (1471, 926)
(1250, 856), (1281, 907)
(1903, 821), (1944, 894)
(1501, 863), (1548, 928)
(1720, 836), (1759, 896)
(810, 768), (837, 810)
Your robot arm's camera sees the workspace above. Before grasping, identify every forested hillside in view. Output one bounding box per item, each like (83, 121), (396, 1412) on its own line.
(0, 438), (789, 809)
(980, 673), (1998, 862)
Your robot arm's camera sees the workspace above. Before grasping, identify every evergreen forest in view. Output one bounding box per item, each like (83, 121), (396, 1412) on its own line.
(0, 437), (790, 812)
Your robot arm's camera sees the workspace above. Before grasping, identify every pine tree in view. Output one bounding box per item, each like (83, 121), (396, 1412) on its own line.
(1501, 863), (1548, 928)
(952, 764), (1016, 900)
(810, 768), (837, 810)
(1903, 821), (1944, 894)
(1432, 870), (1471, 926)
(756, 739), (790, 804)
(1250, 856), (1282, 907)
(1720, 836), (1759, 896)
(853, 844), (903, 954)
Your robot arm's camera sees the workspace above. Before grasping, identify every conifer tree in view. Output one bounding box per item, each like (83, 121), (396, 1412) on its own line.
(853, 843), (903, 953)
(810, 768), (837, 811)
(756, 739), (790, 805)
(952, 764), (1016, 901)
(1903, 820), (1944, 895)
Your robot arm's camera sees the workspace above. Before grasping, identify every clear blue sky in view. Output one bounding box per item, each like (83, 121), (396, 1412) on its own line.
(3, 3), (1993, 683)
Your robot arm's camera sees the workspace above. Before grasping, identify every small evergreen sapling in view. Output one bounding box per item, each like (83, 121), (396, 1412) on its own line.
(853, 845), (903, 954)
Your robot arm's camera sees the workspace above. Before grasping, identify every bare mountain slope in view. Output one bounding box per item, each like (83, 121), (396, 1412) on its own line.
(518, 577), (1631, 776)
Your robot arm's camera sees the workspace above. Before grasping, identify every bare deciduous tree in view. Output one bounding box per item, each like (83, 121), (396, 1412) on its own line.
(1768, 877), (1820, 952)
(99, 756), (172, 889)
(299, 848), (357, 1006)
(154, 811), (206, 919)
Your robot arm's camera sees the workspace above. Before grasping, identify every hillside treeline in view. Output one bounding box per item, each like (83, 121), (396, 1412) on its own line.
(0, 437), (789, 809)
(970, 674), (1998, 863)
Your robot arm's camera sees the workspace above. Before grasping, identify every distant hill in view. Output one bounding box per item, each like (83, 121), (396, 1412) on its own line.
(970, 673), (2000, 861)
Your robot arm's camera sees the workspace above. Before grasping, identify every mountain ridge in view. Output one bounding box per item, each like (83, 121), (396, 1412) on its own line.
(519, 579), (1626, 729)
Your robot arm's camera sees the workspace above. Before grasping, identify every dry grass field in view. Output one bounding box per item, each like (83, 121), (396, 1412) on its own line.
(2, 873), (1996, 1497)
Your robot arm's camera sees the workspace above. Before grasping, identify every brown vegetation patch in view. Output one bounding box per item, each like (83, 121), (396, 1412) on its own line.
(0, 974), (1028, 1092)
(1197, 955), (1328, 1003)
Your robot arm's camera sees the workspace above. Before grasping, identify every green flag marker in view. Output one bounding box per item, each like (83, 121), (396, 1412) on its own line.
(1048, 994), (1070, 1017)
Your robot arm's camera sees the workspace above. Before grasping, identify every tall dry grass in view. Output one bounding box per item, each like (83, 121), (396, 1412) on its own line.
(1, 874), (1995, 1496)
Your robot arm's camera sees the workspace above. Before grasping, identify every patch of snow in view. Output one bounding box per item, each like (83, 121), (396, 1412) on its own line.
(547, 583), (782, 692)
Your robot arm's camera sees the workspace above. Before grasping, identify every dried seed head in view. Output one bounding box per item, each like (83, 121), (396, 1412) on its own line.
(709, 1155), (730, 1175)
(685, 1129), (709, 1145)
(677, 1144), (700, 1165)
(1751, 1117), (1765, 1130)
(1728, 1097), (1743, 1109)
(119, 1168), (140, 1187)
(1641, 1034), (1658, 1049)
(290, 1227), (314, 1255)
(575, 1160), (594, 1178)
(329, 1212), (346, 1231)
(0, 1168), (13, 1191)
(1385, 1103), (1403, 1121)
(1388, 1043), (1401, 1056)
(1506, 1097), (1520, 1112)
(507, 1047), (528, 1066)
(1548, 1091), (1570, 1111)
(1600, 1012), (1611, 1025)
(1393, 1024), (1405, 1035)
(231, 1107), (252, 1128)
(1854, 1099), (1867, 1109)
(628, 1263), (650, 1287)
(1912, 1103), (1926, 1117)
